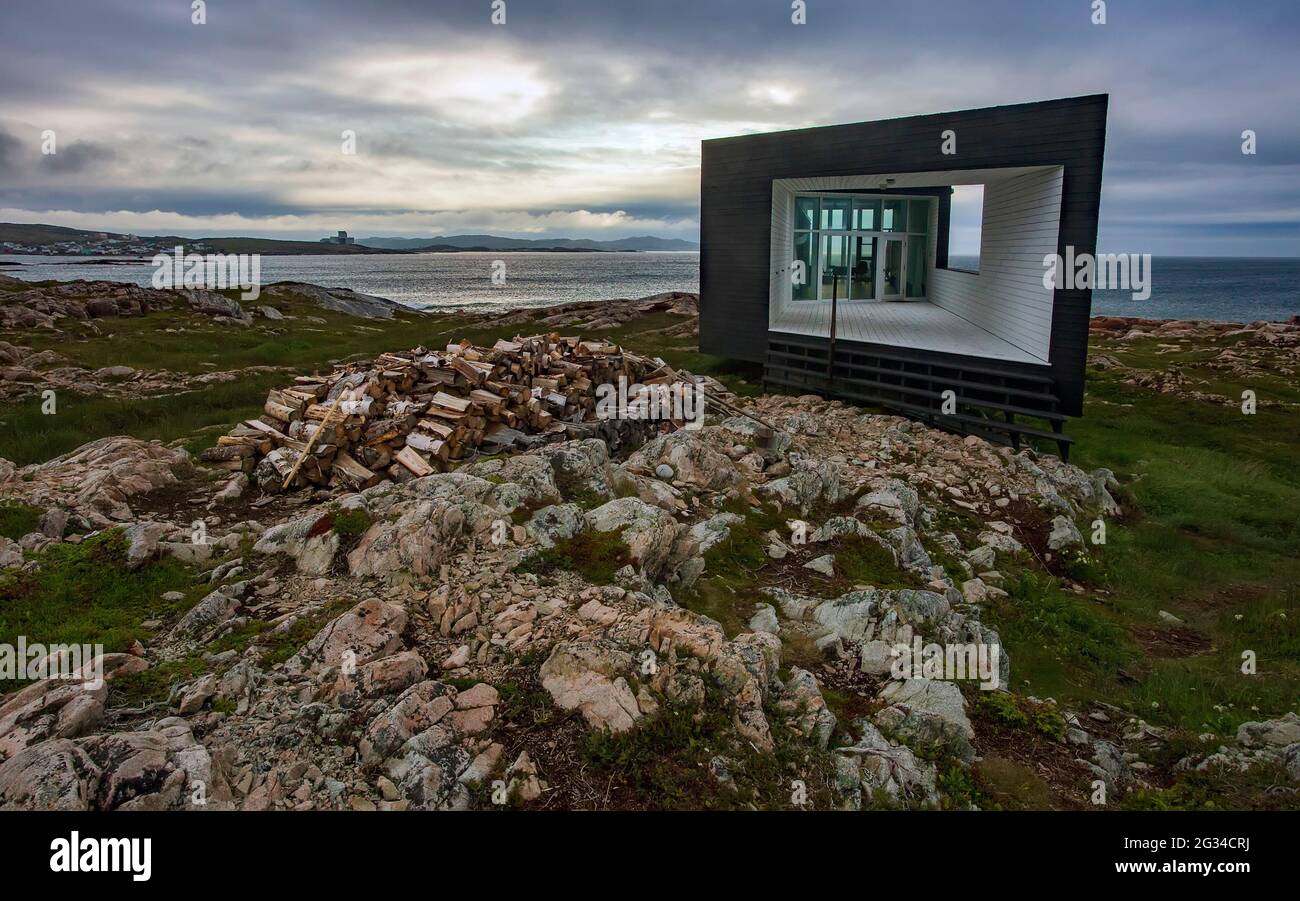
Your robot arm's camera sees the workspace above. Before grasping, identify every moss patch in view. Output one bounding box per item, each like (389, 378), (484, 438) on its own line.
(581, 682), (838, 810)
(517, 530), (633, 585)
(975, 690), (1067, 741)
(0, 530), (203, 691)
(109, 655), (207, 708)
(0, 500), (43, 541)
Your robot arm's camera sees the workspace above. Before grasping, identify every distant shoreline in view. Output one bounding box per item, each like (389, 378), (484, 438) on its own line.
(0, 222), (700, 256)
(2, 256), (1294, 325)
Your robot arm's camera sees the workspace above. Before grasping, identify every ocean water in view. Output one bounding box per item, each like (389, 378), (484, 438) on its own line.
(0, 251), (700, 315)
(3, 252), (1297, 323)
(948, 255), (1299, 322)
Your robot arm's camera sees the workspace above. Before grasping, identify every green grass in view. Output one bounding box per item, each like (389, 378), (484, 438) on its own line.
(975, 690), (1067, 740)
(517, 530), (633, 585)
(581, 680), (838, 810)
(0, 500), (43, 540)
(255, 597), (355, 667)
(109, 655), (207, 708)
(973, 757), (1057, 811)
(969, 362), (1300, 737)
(1122, 762), (1300, 811)
(0, 530), (204, 691)
(0, 294), (758, 464)
(980, 570), (1132, 699)
(0, 374), (286, 465)
(1060, 373), (1300, 732)
(1, 292), (446, 376)
(674, 501), (788, 635)
(832, 534), (924, 591)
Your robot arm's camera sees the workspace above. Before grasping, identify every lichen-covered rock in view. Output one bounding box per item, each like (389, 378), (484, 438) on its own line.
(383, 725), (472, 811)
(883, 525), (933, 573)
(1237, 712), (1300, 750)
(539, 641), (645, 733)
(810, 590), (880, 642)
(688, 511), (745, 554)
(252, 511), (341, 575)
(0, 536), (22, 569)
(757, 460), (849, 512)
(525, 503), (586, 548)
(772, 668), (837, 749)
(836, 721), (939, 808)
(463, 453), (562, 512)
(171, 588), (241, 640)
(0, 677), (107, 759)
(584, 497), (684, 583)
(537, 439), (616, 502)
(856, 479), (920, 525)
(875, 678), (975, 761)
(625, 429), (743, 492)
(347, 474), (501, 580)
(78, 717), (229, 810)
(123, 520), (171, 569)
(0, 739), (100, 810)
(4, 437), (190, 525)
(285, 598), (408, 676)
(1047, 515), (1085, 551)
(361, 681), (456, 764)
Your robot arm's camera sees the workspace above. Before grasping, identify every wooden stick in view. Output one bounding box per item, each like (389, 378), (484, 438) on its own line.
(282, 391), (344, 489)
(656, 363), (781, 433)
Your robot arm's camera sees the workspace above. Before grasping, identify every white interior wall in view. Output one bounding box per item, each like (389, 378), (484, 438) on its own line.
(928, 167), (1062, 361)
(769, 166), (1063, 362)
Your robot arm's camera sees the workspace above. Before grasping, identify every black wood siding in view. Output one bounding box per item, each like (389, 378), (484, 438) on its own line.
(699, 94), (1108, 416)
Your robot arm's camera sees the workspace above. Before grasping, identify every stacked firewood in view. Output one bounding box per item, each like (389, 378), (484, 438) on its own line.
(202, 334), (669, 493)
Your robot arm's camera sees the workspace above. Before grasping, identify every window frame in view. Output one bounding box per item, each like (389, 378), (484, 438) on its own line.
(791, 191), (932, 303)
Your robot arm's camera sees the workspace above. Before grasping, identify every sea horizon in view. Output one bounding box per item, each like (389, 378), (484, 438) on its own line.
(3, 251), (1297, 323)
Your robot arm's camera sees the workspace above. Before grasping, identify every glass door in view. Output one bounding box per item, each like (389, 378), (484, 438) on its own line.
(819, 233), (850, 300)
(850, 236), (876, 299)
(879, 237), (904, 300)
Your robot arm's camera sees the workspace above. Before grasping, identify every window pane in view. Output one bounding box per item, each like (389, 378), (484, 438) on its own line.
(850, 236), (876, 300)
(882, 199), (907, 232)
(819, 234), (849, 299)
(882, 239), (903, 296)
(792, 232), (818, 301)
(908, 199), (930, 235)
(852, 199), (880, 231)
(820, 197), (850, 230)
(906, 237), (928, 298)
(795, 196), (819, 231)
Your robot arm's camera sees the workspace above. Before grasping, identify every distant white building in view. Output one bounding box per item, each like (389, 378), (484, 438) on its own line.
(320, 230), (355, 245)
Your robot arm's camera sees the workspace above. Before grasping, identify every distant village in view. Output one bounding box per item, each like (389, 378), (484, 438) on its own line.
(0, 233), (212, 256)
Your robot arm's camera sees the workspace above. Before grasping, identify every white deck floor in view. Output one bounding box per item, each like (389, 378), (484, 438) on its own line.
(770, 300), (1046, 365)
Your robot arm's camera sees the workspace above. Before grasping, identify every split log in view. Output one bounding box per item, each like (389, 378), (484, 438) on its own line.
(394, 445), (434, 477)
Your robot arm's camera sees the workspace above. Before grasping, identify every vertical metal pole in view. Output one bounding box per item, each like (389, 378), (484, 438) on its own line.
(828, 272), (838, 394)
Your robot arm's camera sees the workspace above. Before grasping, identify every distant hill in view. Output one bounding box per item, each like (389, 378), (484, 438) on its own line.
(0, 223), (391, 255)
(359, 234), (699, 252)
(0, 223), (697, 255)
(0, 223), (111, 244)
(197, 237), (389, 255)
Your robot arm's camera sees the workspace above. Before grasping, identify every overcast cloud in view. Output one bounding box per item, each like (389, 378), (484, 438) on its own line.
(0, 0), (1296, 254)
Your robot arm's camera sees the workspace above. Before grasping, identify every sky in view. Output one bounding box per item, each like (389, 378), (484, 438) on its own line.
(0, 0), (1296, 256)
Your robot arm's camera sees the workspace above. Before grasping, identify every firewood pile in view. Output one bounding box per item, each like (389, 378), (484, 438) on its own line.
(201, 334), (672, 493)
